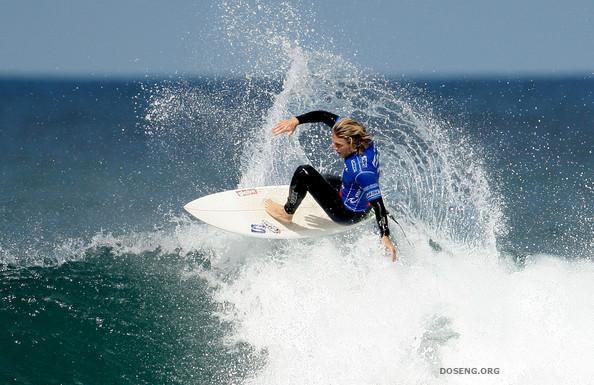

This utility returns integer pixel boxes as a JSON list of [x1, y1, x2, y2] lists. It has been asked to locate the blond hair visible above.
[[332, 118, 372, 154]]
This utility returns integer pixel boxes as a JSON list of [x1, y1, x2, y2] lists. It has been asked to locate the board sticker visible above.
[[250, 220, 281, 234], [250, 224, 266, 233], [236, 188, 258, 197]]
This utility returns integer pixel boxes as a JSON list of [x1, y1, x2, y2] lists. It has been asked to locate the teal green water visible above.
[[0, 248, 262, 384]]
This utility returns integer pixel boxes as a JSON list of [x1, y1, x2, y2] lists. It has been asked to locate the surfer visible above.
[[265, 110, 398, 261]]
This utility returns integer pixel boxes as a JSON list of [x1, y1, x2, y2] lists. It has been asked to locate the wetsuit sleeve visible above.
[[370, 197, 391, 237], [295, 110, 339, 128]]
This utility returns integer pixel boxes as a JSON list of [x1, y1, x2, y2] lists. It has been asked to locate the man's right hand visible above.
[[272, 117, 299, 136]]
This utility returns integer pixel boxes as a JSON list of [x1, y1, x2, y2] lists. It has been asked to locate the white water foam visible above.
[[206, 237, 594, 385]]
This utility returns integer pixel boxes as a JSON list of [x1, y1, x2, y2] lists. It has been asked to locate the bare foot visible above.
[[264, 199, 293, 224]]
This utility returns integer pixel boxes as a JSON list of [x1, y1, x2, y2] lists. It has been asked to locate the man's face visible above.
[[331, 133, 354, 158]]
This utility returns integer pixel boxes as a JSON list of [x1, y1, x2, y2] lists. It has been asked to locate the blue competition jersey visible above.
[[340, 142, 382, 212]]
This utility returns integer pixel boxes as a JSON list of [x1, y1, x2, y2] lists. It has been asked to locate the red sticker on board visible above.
[[235, 188, 258, 197]]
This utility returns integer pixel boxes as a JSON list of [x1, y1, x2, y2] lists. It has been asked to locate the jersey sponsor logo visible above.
[[346, 190, 362, 205], [362, 183, 380, 191], [366, 189, 381, 200], [236, 188, 258, 197], [351, 160, 357, 171], [361, 155, 368, 168]]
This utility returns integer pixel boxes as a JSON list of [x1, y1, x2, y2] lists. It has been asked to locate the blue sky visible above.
[[1, 0, 593, 76]]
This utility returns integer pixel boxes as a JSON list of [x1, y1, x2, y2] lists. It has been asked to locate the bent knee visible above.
[[295, 164, 315, 176]]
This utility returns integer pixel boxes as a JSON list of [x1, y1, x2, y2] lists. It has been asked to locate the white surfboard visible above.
[[183, 185, 372, 239]]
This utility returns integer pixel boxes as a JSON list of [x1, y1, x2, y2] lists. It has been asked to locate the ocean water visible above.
[[1, 2, 593, 385]]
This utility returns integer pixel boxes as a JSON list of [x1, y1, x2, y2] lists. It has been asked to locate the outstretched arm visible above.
[[272, 110, 339, 136], [296, 110, 339, 127], [370, 197, 398, 261]]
